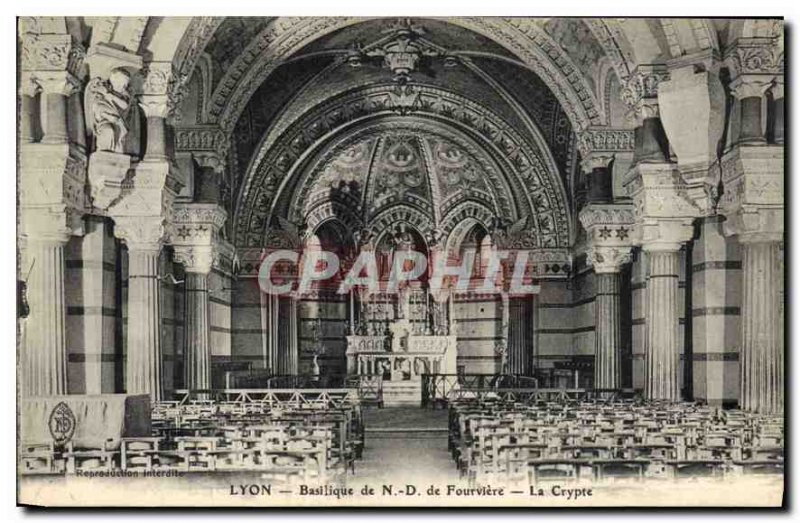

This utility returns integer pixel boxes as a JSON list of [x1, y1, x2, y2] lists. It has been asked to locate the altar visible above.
[[346, 288, 457, 406]]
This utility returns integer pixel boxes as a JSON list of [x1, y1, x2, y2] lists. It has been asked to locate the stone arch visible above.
[[235, 85, 571, 249], [192, 17, 603, 133]]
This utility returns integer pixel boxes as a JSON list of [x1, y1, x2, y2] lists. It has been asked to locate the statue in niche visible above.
[[84, 69, 132, 153]]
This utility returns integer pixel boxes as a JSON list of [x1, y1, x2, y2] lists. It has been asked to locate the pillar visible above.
[[20, 76, 40, 143], [740, 239, 783, 413], [125, 246, 164, 401], [731, 76, 772, 145], [644, 248, 681, 400], [139, 92, 169, 161], [184, 271, 211, 390], [583, 155, 614, 204], [772, 78, 784, 145], [594, 272, 622, 389], [22, 234, 69, 396], [38, 74, 76, 145]]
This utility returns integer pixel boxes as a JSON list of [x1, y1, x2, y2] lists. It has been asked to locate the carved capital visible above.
[[138, 94, 170, 119], [114, 215, 166, 251], [719, 146, 783, 243], [587, 246, 633, 274], [580, 154, 615, 174], [730, 75, 773, 100], [621, 65, 669, 121], [173, 245, 215, 274], [579, 202, 634, 273], [108, 161, 178, 248], [193, 151, 226, 174], [34, 70, 80, 97], [727, 37, 783, 78], [21, 33, 84, 77], [623, 162, 700, 250], [170, 203, 228, 246], [19, 143, 86, 237], [19, 73, 41, 96]]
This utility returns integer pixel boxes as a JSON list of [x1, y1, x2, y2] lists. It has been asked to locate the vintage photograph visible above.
[[16, 16, 785, 507]]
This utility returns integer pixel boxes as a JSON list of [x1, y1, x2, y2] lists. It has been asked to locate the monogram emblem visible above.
[[48, 401, 76, 445]]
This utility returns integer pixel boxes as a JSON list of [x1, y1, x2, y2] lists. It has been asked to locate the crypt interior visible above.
[[16, 17, 786, 498]]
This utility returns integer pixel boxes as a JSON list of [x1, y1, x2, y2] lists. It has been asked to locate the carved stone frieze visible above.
[[576, 128, 635, 158]]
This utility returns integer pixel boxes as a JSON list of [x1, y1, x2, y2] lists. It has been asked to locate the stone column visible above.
[[594, 272, 622, 389], [731, 76, 771, 145], [184, 269, 211, 390], [20, 140, 85, 397], [123, 241, 164, 400], [771, 78, 784, 145], [139, 64, 173, 162], [21, 232, 70, 396], [20, 75, 40, 143], [172, 204, 228, 389], [584, 155, 615, 204], [623, 159, 697, 399], [643, 248, 682, 400], [110, 160, 178, 400], [579, 203, 634, 390], [37, 73, 77, 145], [719, 144, 783, 413], [739, 239, 782, 413]]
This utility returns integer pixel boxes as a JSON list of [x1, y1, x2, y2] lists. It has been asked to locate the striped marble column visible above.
[[740, 240, 783, 414], [126, 248, 164, 401], [22, 237, 69, 396], [594, 272, 621, 389], [184, 272, 211, 390], [644, 249, 681, 400]]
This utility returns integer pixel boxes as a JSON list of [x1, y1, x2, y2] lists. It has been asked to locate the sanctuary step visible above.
[[381, 380, 423, 407]]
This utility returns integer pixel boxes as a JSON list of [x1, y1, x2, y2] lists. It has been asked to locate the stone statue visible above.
[[84, 69, 132, 153]]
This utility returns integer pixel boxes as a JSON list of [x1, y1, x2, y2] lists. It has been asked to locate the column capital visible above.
[[719, 146, 784, 242], [171, 203, 229, 274], [730, 75, 774, 100], [109, 161, 179, 249], [20, 32, 85, 78], [138, 62, 178, 119], [193, 151, 226, 174], [623, 162, 699, 250], [579, 202, 635, 273], [726, 37, 783, 83], [19, 73, 41, 96], [174, 245, 215, 274], [621, 65, 669, 122], [138, 94, 170, 119], [719, 146, 783, 243], [34, 70, 81, 97], [20, 143, 86, 238], [114, 215, 166, 252]]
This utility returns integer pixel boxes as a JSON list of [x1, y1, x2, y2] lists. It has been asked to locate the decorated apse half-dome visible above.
[[298, 130, 501, 232]]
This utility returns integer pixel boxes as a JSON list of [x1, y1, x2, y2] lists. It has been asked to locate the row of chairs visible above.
[[21, 397, 365, 485], [449, 398, 783, 486]]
